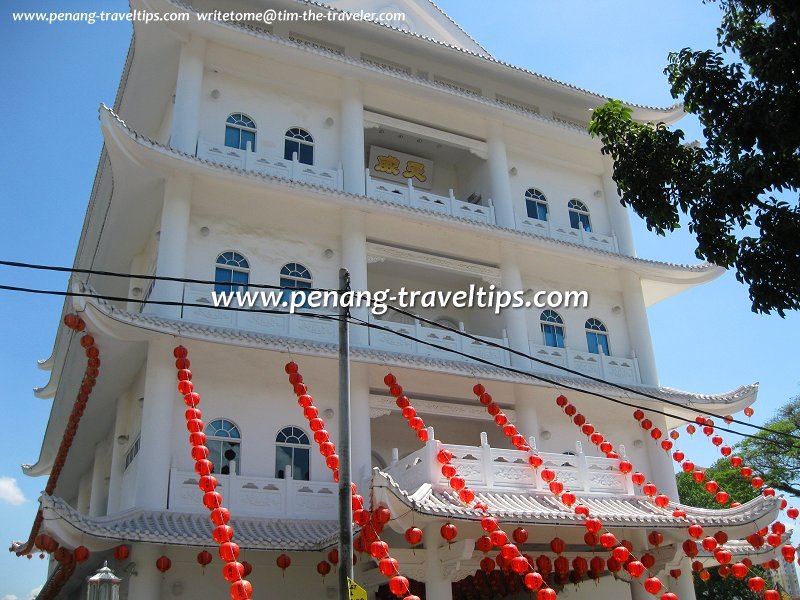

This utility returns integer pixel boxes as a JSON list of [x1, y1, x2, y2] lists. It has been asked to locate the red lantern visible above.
[[405, 527, 423, 546], [229, 580, 252, 600], [241, 561, 252, 577], [688, 523, 704, 539], [701, 537, 718, 552], [731, 563, 748, 579], [512, 527, 528, 544], [744, 407, 754, 417], [440, 523, 457, 543], [276, 554, 291, 571], [612, 546, 629, 562], [524, 572, 543, 591], [73, 546, 90, 563], [644, 577, 662, 594], [156, 556, 172, 573], [113, 545, 129, 561], [626, 561, 645, 578], [632, 472, 646, 486], [648, 531, 663, 547], [480, 556, 495, 573], [540, 468, 556, 483], [223, 561, 245, 582], [537, 588, 557, 600], [654, 494, 670, 508], [643, 483, 658, 497], [219, 543, 240, 562], [747, 576, 765, 592], [490, 530, 508, 547], [600, 532, 617, 549], [549, 537, 565, 555], [619, 460, 633, 474], [715, 548, 732, 565], [781, 545, 796, 562], [389, 576, 409, 596], [316, 561, 331, 577]]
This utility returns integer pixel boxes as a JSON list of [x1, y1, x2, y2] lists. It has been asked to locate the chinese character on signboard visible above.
[[368, 145, 434, 190]]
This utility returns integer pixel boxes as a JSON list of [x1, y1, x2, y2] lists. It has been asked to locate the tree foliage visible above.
[[676, 457, 763, 598], [737, 396, 800, 496], [588, 0, 800, 315]]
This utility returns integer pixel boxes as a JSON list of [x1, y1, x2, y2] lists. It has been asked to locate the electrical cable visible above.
[[3, 281, 796, 451]]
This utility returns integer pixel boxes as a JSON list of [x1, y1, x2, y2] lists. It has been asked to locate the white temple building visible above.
[[12, 1, 785, 599]]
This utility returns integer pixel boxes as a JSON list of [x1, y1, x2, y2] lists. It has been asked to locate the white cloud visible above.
[[26, 586, 42, 600], [3, 595, 20, 600], [0, 477, 26, 505]]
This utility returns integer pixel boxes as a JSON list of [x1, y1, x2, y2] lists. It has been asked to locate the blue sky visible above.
[[0, 1, 797, 597]]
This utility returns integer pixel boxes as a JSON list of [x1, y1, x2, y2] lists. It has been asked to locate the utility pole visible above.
[[338, 268, 353, 600]]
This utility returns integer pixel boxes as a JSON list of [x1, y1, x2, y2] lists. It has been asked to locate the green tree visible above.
[[736, 396, 800, 496], [588, 0, 800, 316], [676, 457, 763, 599]]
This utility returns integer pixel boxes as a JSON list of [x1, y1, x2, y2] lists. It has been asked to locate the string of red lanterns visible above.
[[382, 374, 552, 597], [285, 362, 417, 600], [471, 386, 671, 598], [173, 346, 253, 600]]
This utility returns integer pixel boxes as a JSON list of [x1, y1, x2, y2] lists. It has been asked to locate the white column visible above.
[[340, 80, 365, 195], [135, 339, 176, 510], [341, 209, 369, 346], [486, 121, 515, 229], [107, 393, 131, 514], [621, 271, 658, 386], [602, 156, 636, 256], [424, 525, 453, 600], [670, 557, 698, 600], [170, 36, 206, 154], [76, 472, 91, 514], [148, 174, 192, 319], [350, 363, 373, 497], [645, 411, 681, 500], [499, 243, 530, 368], [88, 439, 109, 517], [630, 580, 651, 600], [126, 544, 162, 600], [514, 386, 540, 442]]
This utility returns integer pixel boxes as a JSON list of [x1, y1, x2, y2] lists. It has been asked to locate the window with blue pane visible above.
[[224, 113, 257, 151], [284, 128, 314, 165], [215, 252, 250, 293], [585, 318, 610, 355], [205, 419, 241, 475], [525, 188, 549, 221], [540, 310, 565, 348], [279, 262, 312, 307], [568, 199, 592, 232], [275, 426, 310, 480]]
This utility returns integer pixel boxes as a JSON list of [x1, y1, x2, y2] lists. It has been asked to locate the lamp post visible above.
[[86, 561, 121, 600]]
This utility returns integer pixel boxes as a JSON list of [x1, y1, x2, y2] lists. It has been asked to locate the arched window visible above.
[[568, 199, 592, 232], [215, 252, 250, 294], [284, 127, 314, 165], [279, 262, 313, 306], [585, 318, 610, 355], [524, 188, 549, 221], [205, 419, 241, 475], [275, 426, 310, 480], [540, 310, 565, 348], [225, 113, 257, 151]]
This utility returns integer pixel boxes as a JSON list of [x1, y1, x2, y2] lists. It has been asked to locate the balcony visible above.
[[168, 467, 337, 518], [528, 342, 641, 384], [384, 431, 633, 496], [516, 214, 619, 253], [196, 140, 342, 190]]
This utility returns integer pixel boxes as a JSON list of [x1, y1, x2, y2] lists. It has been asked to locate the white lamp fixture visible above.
[[86, 561, 121, 600]]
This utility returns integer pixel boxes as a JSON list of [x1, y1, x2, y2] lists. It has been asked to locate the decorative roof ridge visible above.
[[100, 104, 718, 274], [75, 280, 758, 406], [286, 0, 682, 113], [38, 495, 339, 551], [423, 0, 492, 55], [373, 469, 779, 527]]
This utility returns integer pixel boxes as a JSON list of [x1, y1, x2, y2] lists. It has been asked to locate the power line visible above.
[[0, 259, 335, 293], [2, 281, 797, 452]]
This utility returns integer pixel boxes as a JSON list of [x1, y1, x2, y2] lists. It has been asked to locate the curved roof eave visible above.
[[71, 280, 760, 409], [287, 0, 685, 118], [99, 105, 720, 282]]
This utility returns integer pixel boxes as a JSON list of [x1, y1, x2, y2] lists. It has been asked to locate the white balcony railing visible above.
[[384, 430, 633, 496], [516, 214, 618, 253], [528, 342, 640, 384], [168, 467, 337, 518], [197, 140, 343, 190], [365, 171, 496, 224], [367, 315, 511, 366]]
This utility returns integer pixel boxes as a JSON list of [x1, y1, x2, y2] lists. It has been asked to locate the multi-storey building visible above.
[[12, 1, 785, 599]]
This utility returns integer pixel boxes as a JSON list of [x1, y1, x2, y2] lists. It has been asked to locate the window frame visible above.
[[585, 317, 610, 355], [524, 188, 549, 222], [568, 199, 592, 232], [275, 425, 311, 481], [540, 309, 566, 348], [205, 418, 242, 476], [284, 127, 314, 165], [279, 262, 313, 307], [214, 251, 250, 294], [225, 113, 257, 152]]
